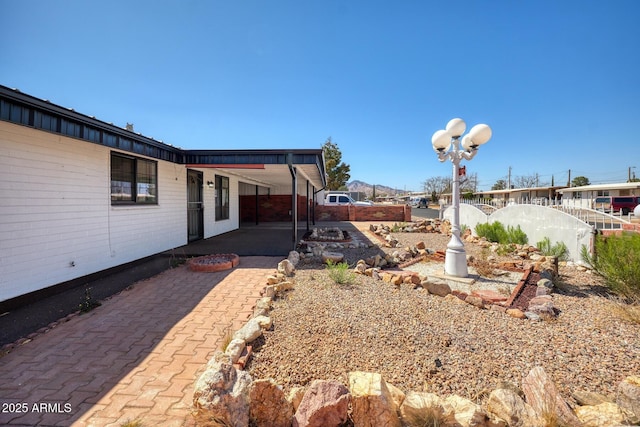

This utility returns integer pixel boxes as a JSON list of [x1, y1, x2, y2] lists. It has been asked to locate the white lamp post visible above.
[[432, 118, 492, 277]]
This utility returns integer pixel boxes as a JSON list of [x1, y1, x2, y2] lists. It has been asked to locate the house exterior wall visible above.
[[200, 170, 239, 237], [0, 122, 187, 303]]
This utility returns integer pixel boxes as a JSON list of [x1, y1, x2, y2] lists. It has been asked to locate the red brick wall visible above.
[[601, 223, 640, 236], [240, 195, 310, 222], [240, 195, 412, 222], [315, 204, 411, 222]]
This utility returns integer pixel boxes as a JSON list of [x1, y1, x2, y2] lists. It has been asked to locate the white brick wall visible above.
[[0, 122, 188, 302]]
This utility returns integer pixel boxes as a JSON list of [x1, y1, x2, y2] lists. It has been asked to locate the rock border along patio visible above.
[[192, 223, 640, 426]]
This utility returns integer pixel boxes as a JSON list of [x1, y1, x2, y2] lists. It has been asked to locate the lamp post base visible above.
[[444, 236, 468, 277]]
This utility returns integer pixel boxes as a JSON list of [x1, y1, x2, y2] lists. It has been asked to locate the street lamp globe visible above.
[[467, 124, 492, 146], [445, 118, 466, 138], [431, 129, 451, 152]]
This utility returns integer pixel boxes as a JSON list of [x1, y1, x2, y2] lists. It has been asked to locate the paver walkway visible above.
[[0, 256, 279, 427]]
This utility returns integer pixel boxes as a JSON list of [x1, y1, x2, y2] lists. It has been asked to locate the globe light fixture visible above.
[[431, 118, 492, 277]]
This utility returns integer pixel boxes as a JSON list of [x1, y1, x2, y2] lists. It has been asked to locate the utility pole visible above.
[[629, 166, 636, 182], [567, 169, 571, 187], [536, 173, 539, 187], [507, 166, 512, 189]]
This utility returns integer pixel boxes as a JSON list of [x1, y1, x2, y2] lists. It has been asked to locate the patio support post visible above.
[[288, 154, 298, 249]]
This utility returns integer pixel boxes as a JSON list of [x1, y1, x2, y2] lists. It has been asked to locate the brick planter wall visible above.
[[240, 195, 412, 222], [240, 195, 310, 222], [315, 204, 411, 222]]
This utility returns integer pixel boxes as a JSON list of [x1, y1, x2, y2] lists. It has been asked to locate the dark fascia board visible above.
[[1, 85, 327, 187], [0, 84, 184, 156], [185, 149, 327, 187]]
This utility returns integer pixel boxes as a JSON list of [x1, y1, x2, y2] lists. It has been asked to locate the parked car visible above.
[[324, 193, 373, 206], [408, 197, 429, 208], [594, 196, 639, 214]]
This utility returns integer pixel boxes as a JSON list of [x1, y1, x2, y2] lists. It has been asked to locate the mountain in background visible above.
[[347, 180, 402, 197]]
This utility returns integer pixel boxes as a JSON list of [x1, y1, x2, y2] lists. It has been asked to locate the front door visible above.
[[187, 170, 204, 241]]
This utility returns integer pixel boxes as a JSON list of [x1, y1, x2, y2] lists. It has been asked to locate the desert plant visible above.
[[606, 296, 640, 325], [581, 233, 640, 301], [79, 287, 101, 313], [536, 237, 569, 261], [475, 221, 527, 245], [403, 404, 457, 427], [505, 225, 528, 245], [473, 248, 495, 277], [325, 260, 355, 285], [216, 320, 234, 352], [192, 411, 234, 427], [120, 419, 144, 427], [496, 243, 517, 257], [475, 222, 506, 243]]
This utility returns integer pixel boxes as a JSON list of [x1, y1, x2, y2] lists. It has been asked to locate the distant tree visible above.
[[460, 172, 478, 193], [423, 176, 451, 201], [513, 174, 547, 188], [491, 179, 507, 191], [571, 176, 590, 187], [322, 137, 351, 191]]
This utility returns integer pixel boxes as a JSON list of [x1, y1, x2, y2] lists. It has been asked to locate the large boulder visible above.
[[249, 378, 294, 427], [349, 371, 401, 427], [445, 394, 491, 426], [521, 366, 582, 427], [617, 375, 640, 424], [486, 387, 538, 427], [193, 352, 252, 427], [293, 380, 349, 427], [575, 402, 627, 427]]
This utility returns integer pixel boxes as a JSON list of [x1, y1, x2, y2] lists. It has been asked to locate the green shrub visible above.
[[506, 225, 528, 245], [475, 221, 528, 245], [325, 260, 355, 285], [475, 222, 507, 243], [537, 237, 569, 261], [581, 233, 640, 301]]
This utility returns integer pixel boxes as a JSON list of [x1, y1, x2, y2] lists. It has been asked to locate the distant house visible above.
[[557, 182, 640, 209], [473, 185, 567, 207], [0, 85, 326, 304], [437, 185, 567, 207]]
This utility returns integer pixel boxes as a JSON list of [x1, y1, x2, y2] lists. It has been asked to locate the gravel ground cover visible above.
[[246, 228, 640, 403]]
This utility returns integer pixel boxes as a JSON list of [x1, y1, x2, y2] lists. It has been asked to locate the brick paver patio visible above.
[[0, 256, 278, 427]]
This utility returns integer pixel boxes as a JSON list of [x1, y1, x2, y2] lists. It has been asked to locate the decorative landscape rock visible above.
[[617, 375, 640, 424], [424, 279, 452, 297], [233, 316, 267, 343], [521, 366, 582, 427], [348, 371, 401, 427], [225, 338, 246, 364], [575, 402, 627, 427], [486, 387, 538, 427], [321, 251, 344, 263], [293, 379, 350, 427], [193, 352, 252, 427], [249, 378, 294, 427], [445, 394, 492, 426], [278, 259, 296, 277]]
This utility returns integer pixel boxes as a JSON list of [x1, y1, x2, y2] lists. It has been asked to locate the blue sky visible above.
[[1, 0, 639, 191]]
